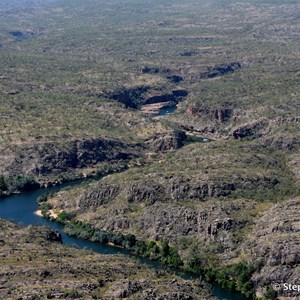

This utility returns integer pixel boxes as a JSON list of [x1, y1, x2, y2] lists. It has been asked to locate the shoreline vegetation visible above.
[[0, 175, 40, 197], [0, 162, 132, 198], [1, 0, 299, 299], [37, 195, 256, 299], [0, 218, 212, 299]]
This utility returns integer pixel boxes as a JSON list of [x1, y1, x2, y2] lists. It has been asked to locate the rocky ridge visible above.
[[0, 218, 213, 300]]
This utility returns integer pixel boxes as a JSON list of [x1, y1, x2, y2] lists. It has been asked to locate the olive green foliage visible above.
[[64, 220, 183, 268], [37, 192, 55, 203], [55, 172, 80, 183], [56, 211, 76, 224], [187, 260, 256, 299], [0, 175, 40, 196], [263, 287, 277, 300]]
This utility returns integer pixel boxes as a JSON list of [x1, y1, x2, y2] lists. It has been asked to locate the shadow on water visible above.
[[157, 106, 177, 116], [0, 180, 247, 300]]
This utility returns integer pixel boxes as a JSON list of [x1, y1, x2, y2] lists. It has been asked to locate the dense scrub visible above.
[[61, 219, 184, 268], [1, 1, 299, 299], [0, 218, 209, 299], [0, 175, 39, 197]]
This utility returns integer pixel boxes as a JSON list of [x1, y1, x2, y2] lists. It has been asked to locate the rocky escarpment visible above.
[[0, 128, 194, 184], [0, 137, 142, 179], [53, 140, 294, 215], [198, 62, 241, 79], [145, 130, 187, 152], [186, 104, 233, 122], [106, 85, 150, 108], [0, 218, 212, 299], [44, 138, 299, 299], [73, 172, 279, 215], [101, 201, 252, 248], [247, 198, 300, 298], [106, 278, 202, 299], [106, 85, 188, 110], [232, 119, 270, 139], [231, 116, 300, 150]]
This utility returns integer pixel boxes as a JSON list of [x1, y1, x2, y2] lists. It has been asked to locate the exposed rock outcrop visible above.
[[142, 66, 171, 74], [248, 198, 300, 298], [232, 116, 300, 145], [232, 119, 269, 139], [0, 137, 142, 178], [144, 90, 188, 105], [106, 86, 150, 108], [146, 130, 187, 151], [198, 62, 241, 79], [167, 75, 183, 83], [46, 230, 62, 243], [186, 104, 233, 122], [0, 218, 212, 299], [107, 85, 188, 109]]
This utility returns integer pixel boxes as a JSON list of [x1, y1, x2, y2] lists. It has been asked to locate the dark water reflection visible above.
[[0, 181, 247, 300]]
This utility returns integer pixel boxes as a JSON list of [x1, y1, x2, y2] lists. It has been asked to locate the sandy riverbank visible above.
[[34, 209, 62, 219]]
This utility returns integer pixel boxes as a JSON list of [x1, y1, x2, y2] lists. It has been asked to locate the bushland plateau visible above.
[[0, 0, 299, 299]]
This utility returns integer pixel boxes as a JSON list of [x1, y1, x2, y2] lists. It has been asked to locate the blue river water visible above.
[[0, 181, 247, 300]]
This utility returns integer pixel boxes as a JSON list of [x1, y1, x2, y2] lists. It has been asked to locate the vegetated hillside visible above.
[[0, 218, 212, 299], [0, 0, 299, 299], [44, 138, 300, 299], [0, 0, 299, 184]]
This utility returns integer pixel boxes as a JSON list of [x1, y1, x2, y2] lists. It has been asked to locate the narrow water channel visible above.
[[0, 181, 247, 300], [157, 106, 177, 116]]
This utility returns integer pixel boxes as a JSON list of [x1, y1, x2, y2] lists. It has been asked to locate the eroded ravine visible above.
[[0, 179, 247, 300]]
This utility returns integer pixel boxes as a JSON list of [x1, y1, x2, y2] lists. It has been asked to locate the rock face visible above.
[[209, 108, 233, 122], [142, 66, 171, 74], [106, 278, 202, 299], [46, 230, 63, 243], [232, 119, 269, 139], [198, 62, 241, 79], [107, 85, 188, 109], [186, 104, 233, 122], [146, 130, 187, 151], [167, 75, 183, 83], [131, 203, 249, 246], [0, 218, 213, 300], [231, 116, 300, 147], [248, 198, 300, 298], [107, 86, 150, 108], [0, 137, 141, 178], [62, 169, 281, 241]]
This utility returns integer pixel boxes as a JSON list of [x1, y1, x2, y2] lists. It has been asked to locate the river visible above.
[[0, 180, 247, 300]]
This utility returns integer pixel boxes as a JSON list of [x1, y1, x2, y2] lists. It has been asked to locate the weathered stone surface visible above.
[[0, 218, 213, 299], [198, 62, 241, 79], [106, 85, 150, 108], [0, 137, 141, 178], [46, 230, 63, 243], [106, 85, 188, 109], [232, 116, 300, 143], [105, 278, 204, 299], [167, 75, 183, 83], [146, 130, 187, 151], [186, 104, 233, 122], [248, 198, 300, 297]]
